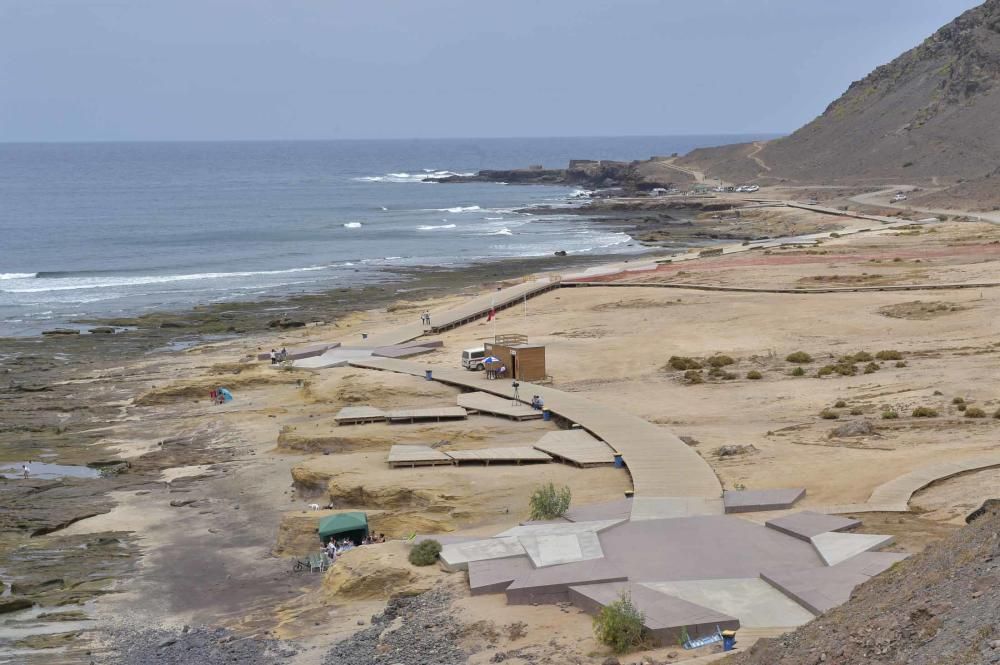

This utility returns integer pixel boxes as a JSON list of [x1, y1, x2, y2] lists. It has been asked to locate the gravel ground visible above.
[[323, 588, 466, 665], [103, 624, 296, 665]]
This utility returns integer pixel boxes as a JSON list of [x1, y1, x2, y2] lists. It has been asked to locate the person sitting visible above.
[[378, 533, 386, 543], [530, 395, 543, 410], [498, 364, 507, 378]]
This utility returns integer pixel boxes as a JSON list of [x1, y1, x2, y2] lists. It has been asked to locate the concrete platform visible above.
[[761, 551, 909, 615], [385, 406, 468, 423], [519, 531, 605, 568], [811, 532, 894, 566], [569, 582, 739, 645], [372, 345, 437, 359], [468, 556, 535, 595], [532, 429, 616, 467], [296, 347, 377, 369], [765, 511, 862, 541], [643, 578, 814, 628], [439, 537, 525, 572], [334, 406, 386, 425], [495, 519, 624, 538], [386, 445, 452, 468], [505, 557, 628, 605], [446, 447, 551, 465], [723, 488, 806, 514], [457, 391, 542, 421]]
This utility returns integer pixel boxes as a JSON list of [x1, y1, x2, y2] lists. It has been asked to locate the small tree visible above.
[[408, 539, 442, 566], [528, 483, 572, 520], [593, 591, 649, 654]]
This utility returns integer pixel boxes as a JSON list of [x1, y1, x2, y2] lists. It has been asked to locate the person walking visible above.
[[22, 462, 30, 479]]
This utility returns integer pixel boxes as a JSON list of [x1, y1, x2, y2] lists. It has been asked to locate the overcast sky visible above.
[[0, 0, 984, 142]]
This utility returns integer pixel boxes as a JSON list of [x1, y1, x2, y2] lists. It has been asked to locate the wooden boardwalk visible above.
[[350, 358, 723, 502], [447, 447, 552, 466], [533, 429, 616, 467], [387, 445, 453, 468], [385, 406, 467, 424], [334, 406, 386, 425], [457, 391, 542, 421]]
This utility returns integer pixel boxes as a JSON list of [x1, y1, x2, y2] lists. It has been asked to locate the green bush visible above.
[[707, 355, 735, 368], [850, 351, 874, 362], [683, 369, 704, 385], [820, 408, 839, 420], [875, 350, 903, 360], [790, 366, 806, 377], [785, 351, 813, 364], [592, 591, 649, 654], [895, 361, 908, 368], [864, 362, 880, 374], [817, 365, 835, 377], [528, 483, 572, 520], [952, 397, 965, 405], [850, 408, 864, 416], [957, 403, 967, 412], [965, 407, 986, 418], [834, 399, 847, 408], [408, 539, 442, 566], [747, 370, 762, 380], [668, 356, 702, 371], [912, 406, 939, 418], [835, 362, 858, 376], [882, 409, 899, 419]]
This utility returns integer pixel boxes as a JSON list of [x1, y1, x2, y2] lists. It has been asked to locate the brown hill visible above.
[[681, 0, 1000, 193], [722, 501, 1000, 665]]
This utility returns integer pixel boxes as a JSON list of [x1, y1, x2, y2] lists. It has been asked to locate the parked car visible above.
[[892, 193, 908, 202], [462, 346, 486, 370]]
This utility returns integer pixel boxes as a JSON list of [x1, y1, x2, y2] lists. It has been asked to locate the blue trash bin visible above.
[[542, 409, 551, 421], [613, 454, 624, 468], [425, 369, 433, 381], [722, 631, 737, 651]]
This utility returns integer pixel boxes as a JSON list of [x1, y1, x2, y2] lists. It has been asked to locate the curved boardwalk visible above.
[[349, 357, 723, 503], [821, 453, 1000, 514]]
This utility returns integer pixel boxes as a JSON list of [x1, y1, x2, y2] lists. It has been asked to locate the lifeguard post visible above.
[[484, 334, 547, 382]]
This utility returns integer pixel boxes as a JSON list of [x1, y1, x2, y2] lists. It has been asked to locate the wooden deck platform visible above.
[[385, 406, 468, 424], [447, 447, 552, 466], [334, 406, 387, 425], [532, 429, 616, 467], [456, 391, 542, 421], [386, 445, 453, 468]]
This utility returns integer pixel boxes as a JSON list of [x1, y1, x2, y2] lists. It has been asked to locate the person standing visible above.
[[22, 462, 30, 479], [269, 349, 277, 364]]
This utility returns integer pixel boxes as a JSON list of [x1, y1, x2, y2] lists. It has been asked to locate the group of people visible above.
[[269, 348, 289, 364], [419, 311, 432, 326], [324, 533, 386, 562], [530, 394, 545, 410], [485, 363, 507, 380]]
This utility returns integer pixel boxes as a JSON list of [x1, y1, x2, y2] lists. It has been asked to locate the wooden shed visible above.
[[484, 334, 546, 382]]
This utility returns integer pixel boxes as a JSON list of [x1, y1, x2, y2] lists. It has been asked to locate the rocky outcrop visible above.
[[429, 158, 689, 192]]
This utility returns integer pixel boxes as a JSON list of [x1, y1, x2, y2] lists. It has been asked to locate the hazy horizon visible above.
[[0, 0, 983, 142]]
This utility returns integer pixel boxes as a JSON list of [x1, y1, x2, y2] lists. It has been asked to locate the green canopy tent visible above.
[[318, 511, 369, 545]]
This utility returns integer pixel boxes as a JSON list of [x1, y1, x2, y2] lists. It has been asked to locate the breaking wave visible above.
[[416, 224, 457, 231], [355, 170, 474, 184], [343, 222, 363, 228]]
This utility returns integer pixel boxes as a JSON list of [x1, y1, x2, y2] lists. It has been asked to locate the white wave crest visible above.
[[569, 189, 593, 199], [430, 205, 481, 213], [489, 228, 513, 236], [0, 273, 37, 280], [354, 170, 474, 184], [343, 222, 363, 228], [416, 224, 457, 231]]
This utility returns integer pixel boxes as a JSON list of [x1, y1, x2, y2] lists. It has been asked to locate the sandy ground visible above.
[[43, 211, 1000, 663]]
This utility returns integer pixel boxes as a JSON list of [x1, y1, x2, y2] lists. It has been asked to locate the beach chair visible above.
[[308, 552, 324, 573]]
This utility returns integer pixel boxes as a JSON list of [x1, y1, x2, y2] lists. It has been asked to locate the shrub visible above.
[[817, 365, 836, 377], [683, 369, 704, 385], [747, 370, 762, 380], [895, 361, 908, 368], [707, 355, 735, 368], [957, 403, 967, 412], [912, 406, 939, 418], [528, 483, 572, 520], [785, 351, 813, 364], [668, 356, 702, 371], [952, 397, 965, 405], [408, 539, 442, 566], [820, 408, 839, 420], [722, 372, 737, 380], [864, 362, 880, 374], [994, 408, 1000, 419], [965, 407, 986, 418], [850, 408, 864, 416], [593, 591, 649, 654], [834, 400, 847, 408], [790, 366, 806, 377], [876, 350, 903, 360], [851, 351, 874, 362], [835, 362, 858, 376], [882, 409, 899, 419]]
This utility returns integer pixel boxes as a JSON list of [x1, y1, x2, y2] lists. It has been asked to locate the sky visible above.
[[0, 0, 985, 142]]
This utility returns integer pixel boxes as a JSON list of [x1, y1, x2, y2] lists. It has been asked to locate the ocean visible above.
[[0, 135, 766, 336]]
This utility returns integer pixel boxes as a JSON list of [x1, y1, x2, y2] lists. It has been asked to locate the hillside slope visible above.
[[722, 502, 1000, 665], [682, 0, 1000, 190]]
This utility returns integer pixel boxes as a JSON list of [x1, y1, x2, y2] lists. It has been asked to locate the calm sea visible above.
[[0, 136, 767, 336]]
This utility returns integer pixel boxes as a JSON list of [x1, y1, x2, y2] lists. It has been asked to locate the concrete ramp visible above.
[[723, 488, 806, 514], [811, 532, 894, 567], [642, 579, 813, 629], [765, 511, 861, 541], [468, 556, 535, 595]]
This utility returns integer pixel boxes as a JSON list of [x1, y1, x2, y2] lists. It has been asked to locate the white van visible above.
[[462, 346, 487, 370]]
